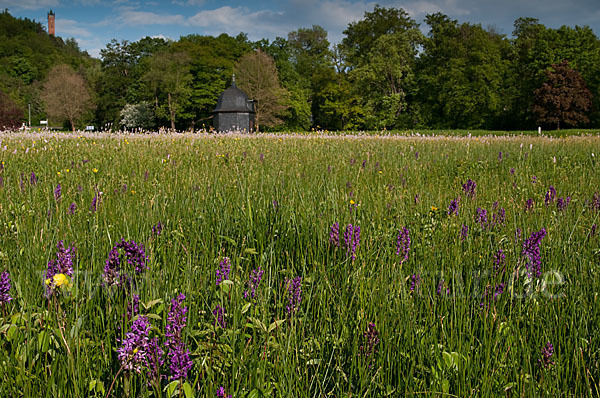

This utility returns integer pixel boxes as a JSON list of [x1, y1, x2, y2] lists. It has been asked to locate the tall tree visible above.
[[341, 5, 419, 67], [287, 26, 336, 128], [234, 50, 288, 131], [532, 60, 593, 129], [416, 13, 510, 129], [42, 64, 94, 131], [0, 91, 23, 129], [143, 50, 192, 130]]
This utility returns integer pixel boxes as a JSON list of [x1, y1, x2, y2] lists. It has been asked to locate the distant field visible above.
[[0, 132, 598, 397]]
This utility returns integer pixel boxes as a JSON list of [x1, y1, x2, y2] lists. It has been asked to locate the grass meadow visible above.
[[0, 132, 599, 397]]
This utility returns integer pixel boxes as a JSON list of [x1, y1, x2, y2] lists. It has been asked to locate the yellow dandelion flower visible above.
[[66, 169, 70, 173], [350, 199, 355, 205], [53, 273, 69, 287], [431, 206, 438, 211], [93, 168, 98, 173]]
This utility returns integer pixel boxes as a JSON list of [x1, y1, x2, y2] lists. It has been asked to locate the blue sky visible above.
[[2, 0, 599, 58]]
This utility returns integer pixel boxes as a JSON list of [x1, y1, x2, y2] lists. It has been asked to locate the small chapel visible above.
[[212, 75, 255, 132]]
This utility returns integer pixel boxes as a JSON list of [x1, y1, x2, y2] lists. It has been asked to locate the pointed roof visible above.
[[212, 75, 255, 113]]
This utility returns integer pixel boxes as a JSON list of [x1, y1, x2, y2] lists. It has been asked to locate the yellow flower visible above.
[[378, 170, 383, 174], [431, 206, 438, 211], [57, 171, 61, 176], [66, 169, 70, 173], [131, 190, 136, 194], [350, 199, 355, 205], [53, 273, 69, 287], [93, 168, 98, 173], [46, 273, 71, 289]]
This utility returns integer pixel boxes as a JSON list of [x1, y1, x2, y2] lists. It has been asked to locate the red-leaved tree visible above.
[[0, 91, 23, 130], [532, 60, 593, 130]]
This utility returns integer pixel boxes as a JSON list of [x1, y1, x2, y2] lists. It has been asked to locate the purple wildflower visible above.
[[0, 270, 12, 303], [525, 198, 534, 212], [437, 279, 450, 296], [475, 208, 488, 228], [286, 276, 302, 315], [462, 179, 477, 198], [103, 247, 121, 287], [54, 183, 61, 201], [126, 294, 140, 321], [342, 224, 360, 260], [498, 151, 503, 161], [216, 387, 232, 398], [396, 227, 410, 263], [494, 249, 506, 274], [492, 207, 506, 227], [515, 228, 522, 243], [212, 305, 226, 328], [359, 322, 380, 361], [448, 198, 460, 216], [539, 342, 554, 369], [90, 194, 99, 213], [116, 239, 147, 274], [460, 224, 469, 241], [329, 222, 340, 247], [117, 315, 152, 374], [510, 167, 515, 175], [531, 175, 537, 184], [152, 222, 163, 236], [545, 186, 557, 206], [591, 192, 600, 211], [410, 274, 421, 292], [45, 241, 76, 296], [165, 294, 192, 380], [30, 172, 37, 185], [480, 283, 505, 308], [244, 267, 264, 300], [522, 228, 547, 278], [259, 153, 264, 162], [68, 202, 77, 214], [216, 257, 231, 286], [556, 197, 571, 211]]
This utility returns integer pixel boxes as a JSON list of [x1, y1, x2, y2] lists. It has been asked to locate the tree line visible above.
[[1, 6, 598, 131]]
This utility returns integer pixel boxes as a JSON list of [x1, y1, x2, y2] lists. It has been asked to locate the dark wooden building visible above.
[[212, 76, 255, 132]]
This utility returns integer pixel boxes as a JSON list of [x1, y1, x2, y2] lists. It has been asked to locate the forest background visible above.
[[1, 5, 599, 132]]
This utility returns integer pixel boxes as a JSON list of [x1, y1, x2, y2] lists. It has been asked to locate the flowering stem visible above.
[[105, 364, 125, 398]]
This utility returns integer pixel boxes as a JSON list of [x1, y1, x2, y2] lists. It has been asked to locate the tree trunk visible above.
[[168, 92, 176, 131], [70, 118, 75, 132]]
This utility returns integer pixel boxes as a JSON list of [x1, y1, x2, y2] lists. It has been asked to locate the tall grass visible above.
[[0, 132, 598, 397]]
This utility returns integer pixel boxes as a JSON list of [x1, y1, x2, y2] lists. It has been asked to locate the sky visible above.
[[2, 0, 599, 59]]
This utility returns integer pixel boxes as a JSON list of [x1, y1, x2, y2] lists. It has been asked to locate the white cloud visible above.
[[56, 18, 93, 37], [117, 7, 186, 25]]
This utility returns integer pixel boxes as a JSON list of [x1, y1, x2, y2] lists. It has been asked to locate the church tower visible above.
[[47, 10, 55, 36]]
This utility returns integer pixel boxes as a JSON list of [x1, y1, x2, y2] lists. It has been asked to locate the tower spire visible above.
[[47, 10, 55, 36]]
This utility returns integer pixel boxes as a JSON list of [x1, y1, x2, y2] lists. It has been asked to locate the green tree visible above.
[[533, 60, 593, 129], [143, 50, 192, 130], [287, 26, 336, 129], [416, 14, 510, 129], [341, 5, 419, 67]]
